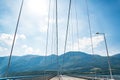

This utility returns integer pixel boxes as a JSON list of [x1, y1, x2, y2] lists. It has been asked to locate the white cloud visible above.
[[92, 35, 104, 48], [22, 45, 42, 55], [0, 33, 26, 46], [38, 24, 48, 33], [0, 46, 8, 51], [18, 34, 26, 40], [0, 33, 13, 45], [0, 46, 9, 56], [67, 35, 104, 53]]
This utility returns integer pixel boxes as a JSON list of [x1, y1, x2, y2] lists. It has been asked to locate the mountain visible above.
[[0, 51, 120, 76]]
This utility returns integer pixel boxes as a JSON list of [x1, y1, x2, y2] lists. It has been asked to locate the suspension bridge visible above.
[[0, 0, 116, 80]]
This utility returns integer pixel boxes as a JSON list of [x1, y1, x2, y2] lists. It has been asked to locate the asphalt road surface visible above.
[[50, 75, 87, 80]]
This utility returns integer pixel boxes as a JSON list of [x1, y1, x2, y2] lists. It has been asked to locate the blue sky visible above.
[[0, 0, 120, 56]]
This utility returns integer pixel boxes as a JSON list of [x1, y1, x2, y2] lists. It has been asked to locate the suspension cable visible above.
[[74, 0, 80, 51], [62, 0, 72, 73], [50, 20, 54, 64], [69, 11, 73, 51], [55, 0, 60, 79], [44, 0, 51, 79], [85, 0, 94, 55], [50, 0, 55, 64], [85, 0, 97, 78], [5, 0, 24, 77], [71, 14, 74, 51]]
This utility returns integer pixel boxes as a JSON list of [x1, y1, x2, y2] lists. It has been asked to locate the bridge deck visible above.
[[50, 75, 87, 80]]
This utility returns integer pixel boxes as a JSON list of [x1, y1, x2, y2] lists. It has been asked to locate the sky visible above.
[[0, 0, 120, 56]]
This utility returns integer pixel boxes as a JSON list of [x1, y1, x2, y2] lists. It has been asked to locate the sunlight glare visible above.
[[26, 0, 48, 16]]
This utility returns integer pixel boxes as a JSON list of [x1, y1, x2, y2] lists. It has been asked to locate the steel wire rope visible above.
[[71, 11, 74, 51], [69, 5, 74, 57], [62, 0, 72, 75], [44, 0, 51, 79], [5, 0, 24, 77], [50, 0, 55, 65], [85, 0, 94, 56], [55, 0, 60, 79], [85, 0, 98, 78], [74, 0, 80, 51], [86, 1, 113, 78], [66, 1, 80, 73]]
